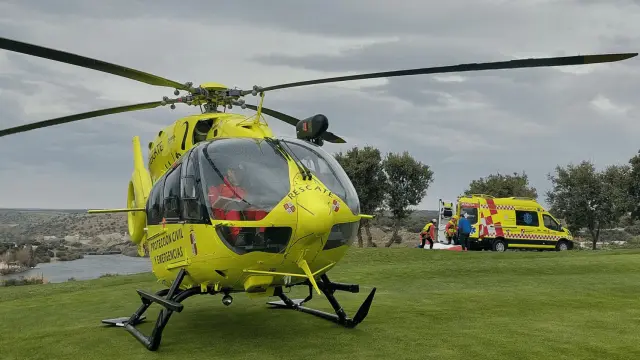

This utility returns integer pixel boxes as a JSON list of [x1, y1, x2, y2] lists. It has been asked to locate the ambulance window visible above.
[[460, 207, 478, 225], [543, 214, 561, 231], [516, 210, 539, 227]]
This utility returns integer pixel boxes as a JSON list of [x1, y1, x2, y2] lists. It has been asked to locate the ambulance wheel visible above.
[[492, 239, 506, 252], [556, 240, 569, 251]]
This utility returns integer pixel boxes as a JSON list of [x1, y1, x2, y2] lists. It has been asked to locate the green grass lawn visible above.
[[2, 248, 640, 360]]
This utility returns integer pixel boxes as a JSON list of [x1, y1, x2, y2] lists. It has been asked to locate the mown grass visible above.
[[1, 248, 640, 360]]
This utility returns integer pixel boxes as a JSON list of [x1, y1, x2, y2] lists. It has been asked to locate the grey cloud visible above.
[[6, 0, 637, 42], [10, 0, 636, 41], [251, 39, 640, 135], [254, 39, 513, 73], [0, 53, 185, 176]]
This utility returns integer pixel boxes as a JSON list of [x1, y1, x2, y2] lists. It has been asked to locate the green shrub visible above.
[[1, 275, 45, 287], [600, 230, 632, 243], [624, 225, 640, 236]]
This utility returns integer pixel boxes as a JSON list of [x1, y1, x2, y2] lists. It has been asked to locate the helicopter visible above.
[[0, 36, 636, 351]]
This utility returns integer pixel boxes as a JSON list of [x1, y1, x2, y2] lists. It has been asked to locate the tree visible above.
[[627, 150, 640, 219], [601, 164, 633, 223], [546, 161, 630, 250], [464, 171, 537, 199], [381, 151, 434, 247], [14, 246, 35, 268], [334, 146, 388, 247]]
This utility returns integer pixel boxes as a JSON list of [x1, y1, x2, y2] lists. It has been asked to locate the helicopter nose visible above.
[[292, 187, 335, 244]]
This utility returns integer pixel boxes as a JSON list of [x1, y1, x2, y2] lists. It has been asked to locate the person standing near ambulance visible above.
[[457, 213, 472, 251], [445, 215, 458, 245], [418, 219, 437, 249]]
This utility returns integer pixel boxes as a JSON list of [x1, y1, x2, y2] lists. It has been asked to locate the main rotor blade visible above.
[[245, 104, 346, 143], [321, 131, 346, 144], [249, 53, 638, 93], [245, 104, 298, 126], [0, 101, 162, 138], [0, 37, 191, 91]]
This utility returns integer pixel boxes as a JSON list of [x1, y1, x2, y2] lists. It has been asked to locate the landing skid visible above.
[[267, 274, 376, 329], [101, 315, 147, 327], [101, 269, 206, 351], [102, 270, 375, 351]]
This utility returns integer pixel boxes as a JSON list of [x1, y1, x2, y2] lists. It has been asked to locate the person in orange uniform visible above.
[[418, 219, 437, 249], [207, 164, 267, 243], [445, 215, 458, 245]]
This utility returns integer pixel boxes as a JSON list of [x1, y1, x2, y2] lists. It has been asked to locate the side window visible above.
[[163, 164, 182, 220], [543, 214, 561, 231], [516, 210, 539, 227], [146, 179, 165, 225], [181, 150, 209, 223]]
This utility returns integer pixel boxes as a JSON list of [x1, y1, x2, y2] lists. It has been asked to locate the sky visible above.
[[0, 0, 639, 211]]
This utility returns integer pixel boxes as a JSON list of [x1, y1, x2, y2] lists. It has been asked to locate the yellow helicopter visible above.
[[0, 36, 636, 351]]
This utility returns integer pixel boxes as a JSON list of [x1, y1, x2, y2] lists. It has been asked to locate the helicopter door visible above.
[[180, 148, 210, 225], [145, 162, 191, 267]]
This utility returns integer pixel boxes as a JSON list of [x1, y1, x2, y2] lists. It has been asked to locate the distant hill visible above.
[[0, 207, 441, 250], [0, 208, 127, 240]]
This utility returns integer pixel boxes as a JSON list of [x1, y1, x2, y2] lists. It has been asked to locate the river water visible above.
[[0, 254, 152, 284]]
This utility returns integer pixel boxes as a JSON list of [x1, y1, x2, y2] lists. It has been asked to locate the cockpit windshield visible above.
[[198, 138, 291, 221], [279, 138, 360, 215], [194, 137, 360, 255]]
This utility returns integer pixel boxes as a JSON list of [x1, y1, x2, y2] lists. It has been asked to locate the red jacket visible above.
[[207, 177, 266, 237], [420, 223, 435, 240], [445, 221, 456, 235]]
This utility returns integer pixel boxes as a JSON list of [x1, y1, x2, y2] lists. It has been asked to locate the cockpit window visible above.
[[279, 138, 360, 215], [197, 138, 291, 223]]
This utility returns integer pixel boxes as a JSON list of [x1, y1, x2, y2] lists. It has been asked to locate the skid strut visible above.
[[101, 269, 204, 351], [267, 274, 376, 328]]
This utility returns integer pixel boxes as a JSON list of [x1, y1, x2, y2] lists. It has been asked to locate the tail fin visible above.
[[127, 136, 152, 245], [87, 136, 152, 250]]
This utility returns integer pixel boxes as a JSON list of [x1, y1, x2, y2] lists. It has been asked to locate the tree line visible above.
[[334, 146, 640, 250], [334, 147, 434, 247]]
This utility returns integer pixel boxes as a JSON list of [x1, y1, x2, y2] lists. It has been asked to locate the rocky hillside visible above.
[[0, 208, 443, 253], [0, 208, 137, 256]]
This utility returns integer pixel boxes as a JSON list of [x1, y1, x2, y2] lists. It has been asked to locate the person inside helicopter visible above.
[[207, 163, 268, 245], [200, 138, 292, 250]]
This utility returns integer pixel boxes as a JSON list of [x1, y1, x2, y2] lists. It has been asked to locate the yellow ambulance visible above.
[[455, 194, 574, 252]]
